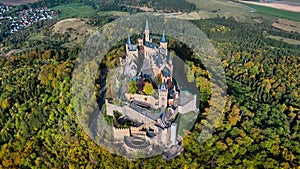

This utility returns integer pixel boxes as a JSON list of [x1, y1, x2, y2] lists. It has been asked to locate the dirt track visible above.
[[241, 1, 300, 12]]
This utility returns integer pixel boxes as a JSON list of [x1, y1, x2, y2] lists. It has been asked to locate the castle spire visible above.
[[126, 34, 131, 45], [145, 19, 150, 42], [161, 31, 167, 43], [145, 19, 149, 30]]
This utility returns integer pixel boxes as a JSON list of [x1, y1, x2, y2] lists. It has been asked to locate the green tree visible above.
[[128, 80, 137, 94]]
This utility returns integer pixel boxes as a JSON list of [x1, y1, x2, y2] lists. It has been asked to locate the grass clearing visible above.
[[51, 3, 96, 19], [268, 35, 300, 45], [52, 18, 96, 46], [30, 18, 96, 47], [242, 3, 300, 22]]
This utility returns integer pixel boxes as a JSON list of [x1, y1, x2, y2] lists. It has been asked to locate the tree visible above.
[[143, 82, 154, 95], [128, 80, 137, 94], [154, 73, 162, 87]]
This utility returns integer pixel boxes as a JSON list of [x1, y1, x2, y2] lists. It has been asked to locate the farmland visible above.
[[242, 2, 300, 22], [240, 1, 300, 12], [187, 0, 253, 11], [272, 19, 300, 33], [267, 35, 300, 45]]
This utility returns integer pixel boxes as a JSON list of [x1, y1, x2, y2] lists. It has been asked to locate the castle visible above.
[[121, 19, 177, 109], [104, 20, 198, 159]]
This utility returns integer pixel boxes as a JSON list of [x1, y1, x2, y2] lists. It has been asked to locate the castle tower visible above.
[[159, 82, 168, 108], [169, 52, 173, 79], [145, 19, 150, 42], [170, 123, 177, 145], [160, 31, 168, 50]]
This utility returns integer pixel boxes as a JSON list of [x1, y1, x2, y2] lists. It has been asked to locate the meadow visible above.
[[51, 3, 96, 19]]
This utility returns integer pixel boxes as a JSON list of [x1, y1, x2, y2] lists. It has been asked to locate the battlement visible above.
[[113, 127, 130, 139]]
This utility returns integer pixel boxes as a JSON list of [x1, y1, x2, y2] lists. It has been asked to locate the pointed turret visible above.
[[160, 31, 168, 50], [161, 31, 167, 43], [126, 34, 131, 45], [145, 19, 150, 42], [145, 19, 149, 30]]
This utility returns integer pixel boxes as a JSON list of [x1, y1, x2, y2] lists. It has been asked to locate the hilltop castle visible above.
[[121, 19, 176, 109], [104, 20, 198, 159]]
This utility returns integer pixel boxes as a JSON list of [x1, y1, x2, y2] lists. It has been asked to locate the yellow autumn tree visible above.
[[143, 82, 154, 95]]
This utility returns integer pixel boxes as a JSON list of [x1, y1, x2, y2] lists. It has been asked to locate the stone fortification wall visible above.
[[177, 94, 198, 114], [106, 100, 154, 123], [113, 127, 130, 140]]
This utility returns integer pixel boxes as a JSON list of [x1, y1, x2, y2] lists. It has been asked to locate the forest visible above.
[[0, 2, 300, 168]]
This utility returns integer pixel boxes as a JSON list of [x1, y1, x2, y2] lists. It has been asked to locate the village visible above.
[[0, 4, 57, 34]]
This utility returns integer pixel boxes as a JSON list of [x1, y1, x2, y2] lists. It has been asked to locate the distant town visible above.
[[0, 4, 57, 34]]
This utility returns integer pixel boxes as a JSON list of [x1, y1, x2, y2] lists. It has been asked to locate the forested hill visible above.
[[0, 17, 300, 168]]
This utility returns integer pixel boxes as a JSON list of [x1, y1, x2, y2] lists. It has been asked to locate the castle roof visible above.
[[162, 67, 170, 77], [152, 52, 164, 68], [126, 34, 131, 45], [169, 52, 172, 62], [160, 82, 167, 91], [144, 41, 159, 49]]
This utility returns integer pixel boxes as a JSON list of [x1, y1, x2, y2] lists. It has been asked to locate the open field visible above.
[[51, 3, 96, 19], [97, 11, 130, 17], [52, 18, 96, 46], [272, 18, 300, 33], [0, 0, 37, 6], [167, 0, 262, 23], [187, 0, 254, 11], [30, 18, 96, 47], [268, 35, 300, 45], [242, 2, 300, 22], [241, 1, 300, 12]]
